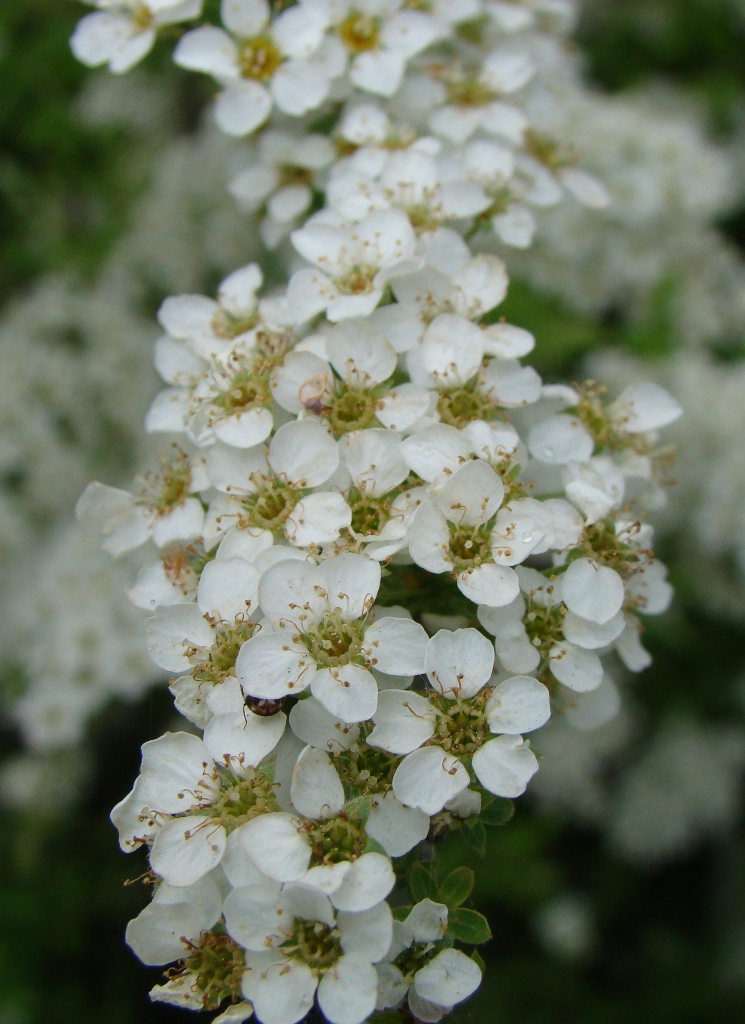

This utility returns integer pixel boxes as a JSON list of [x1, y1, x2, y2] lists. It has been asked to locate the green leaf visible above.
[[409, 862, 438, 903], [437, 867, 474, 909], [480, 797, 514, 827], [471, 949, 486, 973], [461, 819, 487, 856], [369, 1012, 405, 1024], [447, 908, 492, 945], [391, 905, 411, 922]]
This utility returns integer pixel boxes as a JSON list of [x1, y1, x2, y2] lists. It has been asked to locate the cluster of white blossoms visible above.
[[70, 0, 685, 1021]]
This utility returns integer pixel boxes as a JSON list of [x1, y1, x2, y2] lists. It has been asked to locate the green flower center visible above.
[[278, 164, 315, 188], [240, 475, 302, 533], [445, 75, 497, 108], [282, 919, 343, 972], [137, 450, 192, 514], [209, 765, 278, 831], [338, 13, 381, 53], [239, 36, 283, 81], [437, 381, 498, 427], [300, 611, 366, 668], [174, 927, 245, 1011], [576, 520, 644, 576], [334, 264, 378, 295], [523, 600, 566, 661], [430, 688, 492, 755], [303, 811, 369, 865], [325, 383, 381, 437], [347, 488, 392, 537], [524, 129, 578, 171], [448, 523, 493, 571], [211, 307, 259, 341], [189, 620, 255, 687], [333, 739, 399, 795]]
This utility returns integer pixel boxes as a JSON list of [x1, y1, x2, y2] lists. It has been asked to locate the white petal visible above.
[[223, 882, 289, 951], [436, 459, 504, 528], [362, 616, 428, 675], [413, 948, 482, 1007], [562, 609, 625, 649], [237, 630, 314, 699], [528, 415, 594, 465], [368, 689, 435, 755], [286, 491, 352, 547], [330, 852, 396, 912], [339, 901, 393, 962], [269, 418, 339, 487], [149, 816, 227, 887], [291, 746, 344, 820], [146, 604, 214, 673], [472, 734, 538, 797], [174, 25, 239, 76], [242, 953, 316, 1024], [458, 563, 521, 608], [392, 746, 469, 815], [317, 953, 378, 1024], [203, 710, 287, 766], [403, 899, 449, 944], [317, 552, 381, 621], [487, 676, 550, 733], [562, 558, 625, 624], [221, 0, 269, 38], [609, 383, 682, 434], [257, 558, 328, 625], [311, 664, 379, 724], [426, 628, 494, 700], [366, 791, 430, 858], [421, 313, 484, 385], [215, 79, 272, 137], [549, 641, 603, 692], [236, 812, 311, 881], [289, 697, 360, 753], [197, 557, 260, 621]]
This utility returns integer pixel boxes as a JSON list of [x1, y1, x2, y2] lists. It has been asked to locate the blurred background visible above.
[[2, 0, 745, 1021]]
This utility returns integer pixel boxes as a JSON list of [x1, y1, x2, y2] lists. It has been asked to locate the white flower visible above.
[[125, 873, 223, 966], [111, 729, 285, 886], [230, 129, 335, 244], [287, 209, 418, 322], [76, 455, 205, 556], [369, 628, 549, 812], [157, 263, 265, 360], [407, 459, 524, 607], [202, 420, 350, 549], [145, 553, 263, 724], [478, 566, 622, 693], [237, 552, 428, 721], [230, 884, 392, 1024], [323, 1, 442, 99], [174, 0, 337, 136], [427, 49, 534, 145], [71, 0, 202, 74]]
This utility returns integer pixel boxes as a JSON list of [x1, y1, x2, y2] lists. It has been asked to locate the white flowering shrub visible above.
[[70, 0, 685, 1020]]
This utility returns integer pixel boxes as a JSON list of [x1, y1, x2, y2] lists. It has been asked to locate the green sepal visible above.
[[480, 796, 514, 827], [363, 837, 387, 856], [437, 867, 474, 909], [471, 949, 486, 973], [343, 794, 372, 827], [461, 819, 487, 856], [446, 908, 492, 945], [409, 861, 438, 903]]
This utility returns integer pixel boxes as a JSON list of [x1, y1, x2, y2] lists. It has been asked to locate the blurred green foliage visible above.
[[2, 1, 745, 1023]]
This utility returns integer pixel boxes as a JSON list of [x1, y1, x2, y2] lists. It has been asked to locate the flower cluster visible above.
[[71, 0, 683, 1021]]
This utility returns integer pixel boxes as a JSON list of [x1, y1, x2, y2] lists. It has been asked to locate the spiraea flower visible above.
[[67, 2, 687, 1020], [237, 552, 428, 721], [368, 628, 550, 812]]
